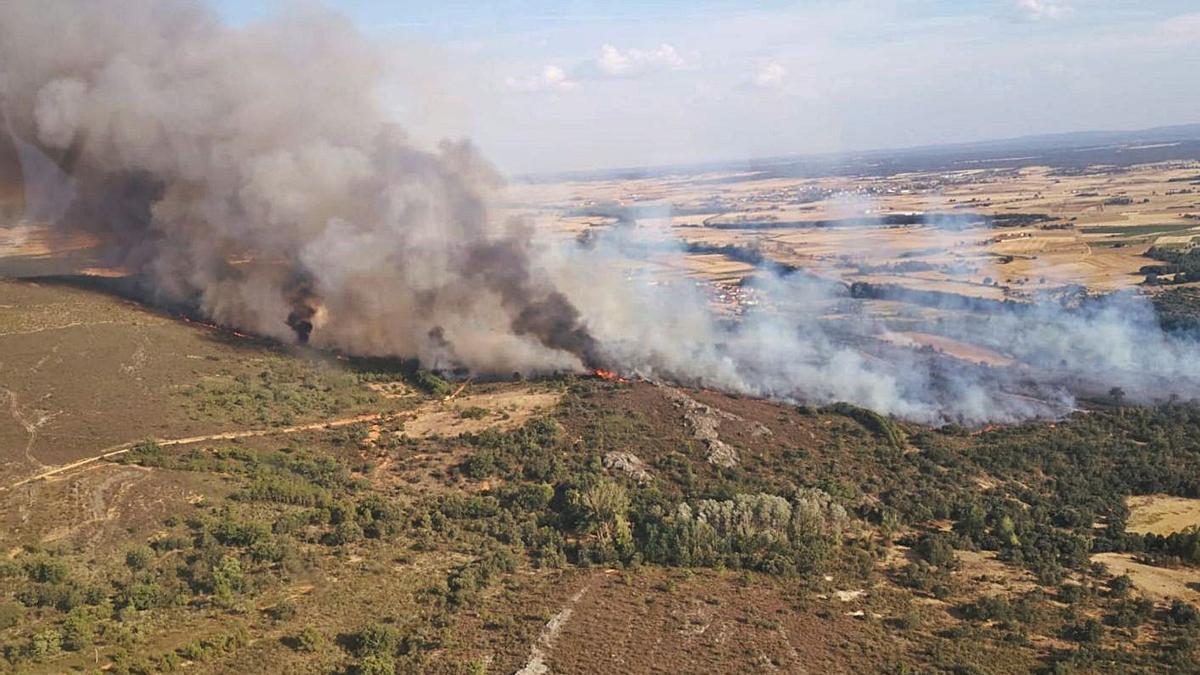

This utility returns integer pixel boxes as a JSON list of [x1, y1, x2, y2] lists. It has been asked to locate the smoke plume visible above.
[[0, 0, 592, 375], [3, 0, 1200, 425], [548, 220, 1200, 425]]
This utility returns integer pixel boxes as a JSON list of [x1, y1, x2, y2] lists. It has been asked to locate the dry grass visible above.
[[1125, 494, 1200, 535], [392, 388, 562, 440], [1091, 553, 1200, 604]]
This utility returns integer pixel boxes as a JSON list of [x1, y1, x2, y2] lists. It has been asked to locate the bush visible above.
[[326, 519, 364, 546], [125, 545, 155, 571], [1169, 599, 1199, 625], [462, 452, 499, 480], [894, 608, 924, 631], [1109, 574, 1133, 597], [267, 599, 297, 622], [962, 596, 1014, 623], [352, 622, 402, 657], [17, 581, 86, 611], [447, 548, 517, 608], [354, 653, 397, 675], [178, 640, 210, 662], [295, 626, 325, 652], [1064, 618, 1103, 644], [120, 582, 164, 611], [62, 609, 95, 651], [915, 533, 957, 569], [826, 402, 907, 449], [1107, 598, 1154, 628], [109, 650, 154, 675], [210, 555, 245, 604], [24, 556, 69, 584], [499, 483, 554, 512], [156, 651, 182, 672], [29, 628, 63, 660], [175, 627, 250, 663], [1057, 583, 1086, 605], [0, 602, 22, 629]]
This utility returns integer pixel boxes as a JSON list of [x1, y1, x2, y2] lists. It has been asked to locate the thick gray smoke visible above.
[[3, 0, 1199, 425], [0, 0, 593, 374]]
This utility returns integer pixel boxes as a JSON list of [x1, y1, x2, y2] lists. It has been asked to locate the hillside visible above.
[[2, 279, 1199, 674]]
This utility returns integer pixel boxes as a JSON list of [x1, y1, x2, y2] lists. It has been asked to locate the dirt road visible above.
[[1, 411, 387, 492], [1, 383, 562, 493]]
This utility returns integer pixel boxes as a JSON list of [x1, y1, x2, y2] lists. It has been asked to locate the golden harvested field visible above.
[[1126, 494, 1200, 535], [1092, 553, 1200, 605], [510, 161, 1200, 301]]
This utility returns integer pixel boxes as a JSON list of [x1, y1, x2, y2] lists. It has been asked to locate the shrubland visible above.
[[4, 375, 1200, 673]]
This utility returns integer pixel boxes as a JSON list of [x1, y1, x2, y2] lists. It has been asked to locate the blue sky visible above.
[[210, 1, 1200, 174]]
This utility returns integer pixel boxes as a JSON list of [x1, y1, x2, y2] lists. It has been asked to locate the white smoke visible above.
[[552, 218, 1200, 425]]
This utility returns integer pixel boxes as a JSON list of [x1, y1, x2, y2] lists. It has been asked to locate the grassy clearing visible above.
[[1126, 495, 1200, 536]]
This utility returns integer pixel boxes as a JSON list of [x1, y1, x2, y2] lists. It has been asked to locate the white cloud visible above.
[[1160, 13, 1200, 41], [595, 43, 685, 77], [752, 61, 788, 90], [455, 2, 1200, 173], [1017, 0, 1072, 21], [504, 65, 579, 93]]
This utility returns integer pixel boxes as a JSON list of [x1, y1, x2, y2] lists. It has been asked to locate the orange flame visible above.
[[592, 368, 624, 382]]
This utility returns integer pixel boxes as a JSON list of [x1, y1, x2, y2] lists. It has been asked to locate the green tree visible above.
[[62, 609, 95, 651], [996, 515, 1020, 547], [25, 557, 69, 584], [211, 555, 244, 605], [1109, 574, 1133, 598], [29, 628, 62, 660], [916, 533, 957, 569], [125, 545, 155, 571], [955, 503, 987, 541], [570, 480, 634, 559]]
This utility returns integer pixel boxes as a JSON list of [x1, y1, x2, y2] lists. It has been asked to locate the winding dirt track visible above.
[[0, 381, 513, 493], [1, 411, 388, 492]]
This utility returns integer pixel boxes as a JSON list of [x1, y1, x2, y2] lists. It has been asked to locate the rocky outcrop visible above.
[[661, 387, 741, 468], [603, 451, 652, 483]]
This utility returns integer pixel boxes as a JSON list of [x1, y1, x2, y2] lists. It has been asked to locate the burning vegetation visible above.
[[592, 368, 626, 382]]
